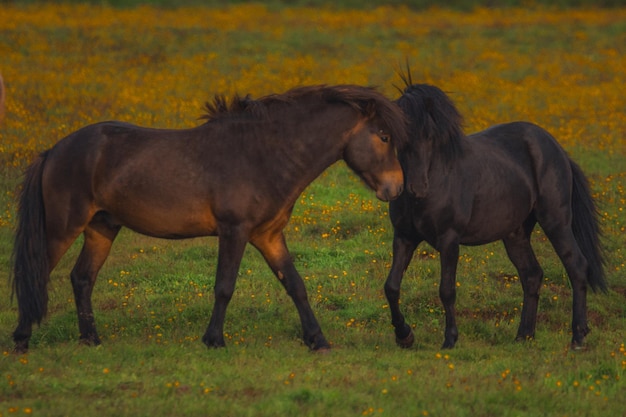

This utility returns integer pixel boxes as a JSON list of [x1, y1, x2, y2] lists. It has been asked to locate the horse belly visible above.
[[462, 191, 533, 245], [104, 197, 218, 239]]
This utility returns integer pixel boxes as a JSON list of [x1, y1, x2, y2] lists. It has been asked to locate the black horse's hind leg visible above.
[[502, 223, 543, 342], [542, 225, 590, 349], [71, 220, 120, 346], [384, 234, 419, 348], [203, 225, 249, 348], [439, 235, 460, 349], [252, 232, 330, 350]]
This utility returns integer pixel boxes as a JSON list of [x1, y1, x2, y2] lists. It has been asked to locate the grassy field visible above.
[[0, 3, 625, 416]]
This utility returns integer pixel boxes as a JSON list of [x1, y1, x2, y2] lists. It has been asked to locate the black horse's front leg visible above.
[[439, 239, 460, 349], [384, 234, 419, 348], [203, 226, 249, 348]]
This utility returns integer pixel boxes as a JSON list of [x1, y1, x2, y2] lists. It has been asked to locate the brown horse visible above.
[[11, 84, 408, 353]]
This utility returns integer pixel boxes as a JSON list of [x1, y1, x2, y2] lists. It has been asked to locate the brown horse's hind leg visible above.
[[71, 218, 120, 346], [502, 221, 543, 342], [13, 226, 84, 353], [252, 231, 330, 351]]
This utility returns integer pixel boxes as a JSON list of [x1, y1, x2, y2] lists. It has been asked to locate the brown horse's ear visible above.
[[364, 99, 377, 118]]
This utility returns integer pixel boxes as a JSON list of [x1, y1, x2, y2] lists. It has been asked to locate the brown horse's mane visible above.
[[201, 85, 408, 150]]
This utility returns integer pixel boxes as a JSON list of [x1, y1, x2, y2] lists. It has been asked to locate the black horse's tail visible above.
[[570, 159, 607, 293], [11, 151, 51, 327]]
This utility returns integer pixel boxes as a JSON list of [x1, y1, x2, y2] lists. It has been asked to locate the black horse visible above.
[[384, 82, 606, 350], [11, 84, 408, 353]]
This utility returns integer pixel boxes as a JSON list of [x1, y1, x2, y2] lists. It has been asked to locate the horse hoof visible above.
[[309, 339, 331, 352], [13, 344, 28, 355], [514, 335, 535, 343], [441, 339, 456, 349], [396, 328, 415, 349], [203, 340, 226, 349], [313, 346, 332, 355], [79, 336, 102, 347]]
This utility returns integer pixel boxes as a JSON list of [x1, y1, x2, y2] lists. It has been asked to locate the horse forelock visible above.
[[396, 83, 464, 161], [316, 85, 409, 151]]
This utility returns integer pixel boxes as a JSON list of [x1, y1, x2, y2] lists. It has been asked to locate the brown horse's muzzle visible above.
[[375, 171, 405, 201]]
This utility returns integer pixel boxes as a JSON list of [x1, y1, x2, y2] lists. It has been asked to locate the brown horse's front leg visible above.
[[439, 239, 460, 349], [280, 262, 330, 351], [252, 231, 330, 351], [384, 234, 419, 348], [203, 227, 249, 348]]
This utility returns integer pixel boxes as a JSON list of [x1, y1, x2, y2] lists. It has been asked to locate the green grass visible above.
[[1, 161, 623, 416]]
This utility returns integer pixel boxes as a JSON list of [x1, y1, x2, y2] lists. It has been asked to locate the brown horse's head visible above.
[[327, 85, 408, 202], [343, 119, 405, 202]]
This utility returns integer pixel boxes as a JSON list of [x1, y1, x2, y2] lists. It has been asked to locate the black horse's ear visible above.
[[404, 59, 413, 86], [393, 58, 414, 93]]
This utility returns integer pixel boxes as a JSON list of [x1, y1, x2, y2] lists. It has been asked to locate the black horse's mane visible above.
[[200, 84, 409, 150], [395, 78, 465, 162]]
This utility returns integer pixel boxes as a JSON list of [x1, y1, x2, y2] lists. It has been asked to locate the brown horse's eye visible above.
[[380, 134, 390, 143]]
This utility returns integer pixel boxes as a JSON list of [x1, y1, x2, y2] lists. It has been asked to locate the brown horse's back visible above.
[[42, 121, 296, 240]]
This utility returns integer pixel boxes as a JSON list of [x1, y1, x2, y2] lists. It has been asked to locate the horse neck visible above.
[[270, 106, 357, 181], [424, 135, 469, 185], [205, 106, 356, 201]]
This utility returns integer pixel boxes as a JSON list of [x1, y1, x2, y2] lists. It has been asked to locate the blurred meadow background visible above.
[[0, 1, 624, 416]]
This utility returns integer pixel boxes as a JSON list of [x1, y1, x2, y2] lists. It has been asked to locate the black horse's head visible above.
[[395, 82, 464, 198]]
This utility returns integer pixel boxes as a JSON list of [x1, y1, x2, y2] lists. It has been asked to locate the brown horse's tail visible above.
[[11, 151, 51, 327], [570, 159, 607, 293]]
